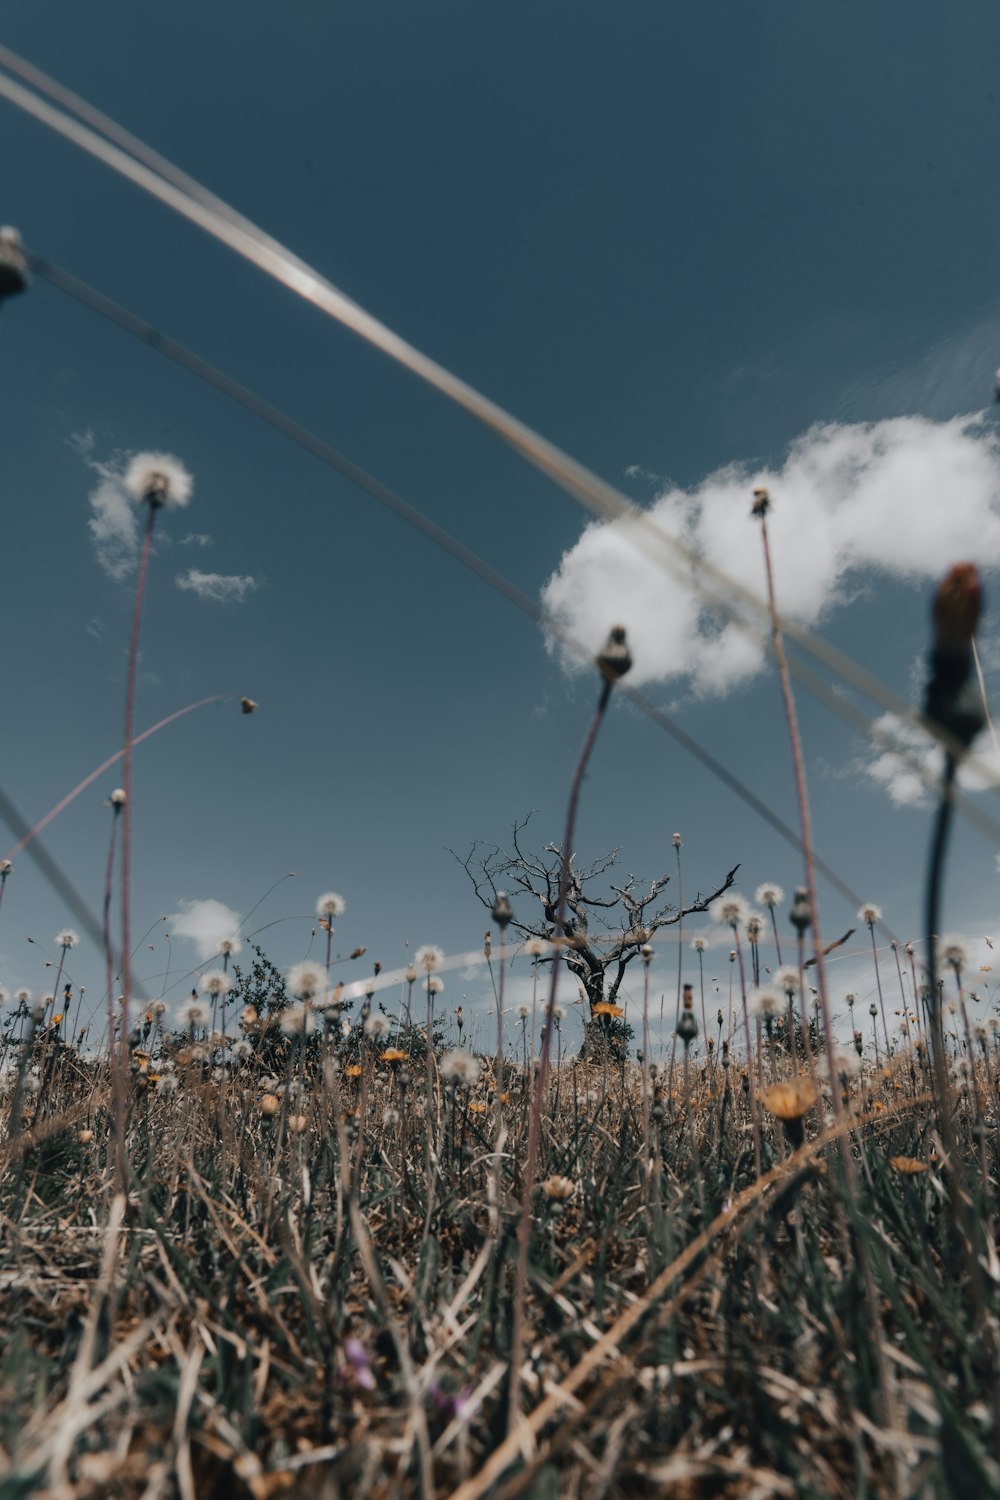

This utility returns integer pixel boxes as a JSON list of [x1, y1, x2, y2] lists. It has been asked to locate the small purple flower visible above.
[[427, 1380, 474, 1421], [343, 1337, 375, 1391]]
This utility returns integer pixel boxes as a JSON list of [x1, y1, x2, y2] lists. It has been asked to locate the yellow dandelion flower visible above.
[[591, 1002, 624, 1019], [468, 1100, 488, 1115]]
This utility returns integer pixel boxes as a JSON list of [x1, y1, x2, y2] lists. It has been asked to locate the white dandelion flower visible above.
[[231, 1039, 252, 1059], [123, 451, 193, 509], [416, 944, 445, 973], [316, 891, 346, 919], [178, 997, 211, 1028], [0, 987, 8, 1007], [287, 961, 326, 1000], [15, 987, 31, 1005], [522, 938, 551, 957], [554, 1005, 566, 1022], [0, 859, 11, 875], [710, 894, 750, 929], [110, 788, 127, 807], [428, 976, 445, 995], [516, 1005, 530, 1020], [280, 1004, 317, 1037], [157, 1072, 179, 1094], [858, 903, 882, 926], [755, 883, 784, 908], [938, 936, 969, 969], [745, 913, 765, 942], [55, 928, 80, 950], [200, 969, 234, 997], [691, 935, 708, 953], [774, 966, 801, 996], [364, 1013, 391, 1038], [826, 1048, 862, 1081], [217, 936, 242, 958], [439, 1049, 481, 1086], [750, 987, 783, 1020]]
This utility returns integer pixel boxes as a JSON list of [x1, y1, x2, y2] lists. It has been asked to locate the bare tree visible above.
[[454, 815, 739, 1015]]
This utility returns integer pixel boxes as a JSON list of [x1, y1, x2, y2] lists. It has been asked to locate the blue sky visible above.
[[3, 3, 1000, 1048]]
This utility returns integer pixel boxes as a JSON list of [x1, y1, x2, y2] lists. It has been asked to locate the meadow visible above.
[[1, 159, 999, 1500]]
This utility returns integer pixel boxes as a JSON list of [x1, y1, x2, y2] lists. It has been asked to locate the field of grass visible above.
[[1, 928, 998, 1500]]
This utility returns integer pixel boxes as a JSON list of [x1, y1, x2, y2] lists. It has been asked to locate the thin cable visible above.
[[0, 782, 149, 1000], [3, 53, 993, 783], [26, 251, 998, 911]]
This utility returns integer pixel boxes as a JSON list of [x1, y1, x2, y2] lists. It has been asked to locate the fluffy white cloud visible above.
[[863, 712, 1000, 808], [542, 413, 1000, 693], [167, 898, 242, 961], [175, 569, 258, 603]]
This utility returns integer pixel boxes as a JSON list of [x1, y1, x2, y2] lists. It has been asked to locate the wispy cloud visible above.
[[167, 898, 242, 961], [87, 462, 139, 582], [542, 413, 1000, 695], [178, 533, 214, 548], [175, 569, 259, 604]]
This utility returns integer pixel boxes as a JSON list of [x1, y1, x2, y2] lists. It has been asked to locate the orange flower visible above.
[[761, 1076, 817, 1147], [591, 1002, 624, 1019], [380, 1048, 407, 1063], [468, 1100, 487, 1115], [344, 1064, 363, 1078], [889, 1156, 928, 1175]]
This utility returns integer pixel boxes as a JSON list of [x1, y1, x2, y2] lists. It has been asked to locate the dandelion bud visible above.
[[789, 888, 811, 935], [483, 931, 492, 959], [596, 624, 633, 683], [672, 832, 682, 847], [287, 1114, 308, 1134], [261, 1093, 280, 1116], [110, 788, 126, 808], [240, 697, 258, 714], [491, 892, 513, 929], [750, 485, 770, 518], [541, 1175, 575, 1201], [641, 943, 653, 964], [405, 963, 417, 985], [924, 563, 985, 749]]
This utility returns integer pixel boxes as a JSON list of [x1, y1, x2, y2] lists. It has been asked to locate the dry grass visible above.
[[1, 953, 998, 1500]]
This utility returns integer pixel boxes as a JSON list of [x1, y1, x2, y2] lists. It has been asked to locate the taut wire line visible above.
[[2, 51, 996, 791]]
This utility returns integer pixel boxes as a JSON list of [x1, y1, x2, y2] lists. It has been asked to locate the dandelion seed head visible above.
[[316, 891, 346, 919], [55, 929, 80, 950], [15, 987, 31, 1004], [755, 882, 784, 908], [523, 938, 550, 957], [178, 997, 211, 1028], [938, 936, 968, 969], [0, 860, 12, 875], [287, 961, 326, 1000], [280, 1003, 317, 1037], [750, 987, 782, 1020], [858, 902, 882, 926], [439, 1049, 481, 1086], [516, 1005, 530, 1020], [123, 451, 193, 509], [428, 976, 445, 995], [364, 1013, 391, 1038], [217, 937, 242, 958], [691, 935, 708, 953], [0, 987, 7, 1007], [745, 913, 765, 941], [110, 788, 126, 808], [711, 894, 750, 929], [200, 969, 234, 997], [774, 966, 801, 995], [416, 944, 445, 973]]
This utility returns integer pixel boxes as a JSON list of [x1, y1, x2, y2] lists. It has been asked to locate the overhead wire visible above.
[[23, 247, 976, 931], [2, 48, 997, 794]]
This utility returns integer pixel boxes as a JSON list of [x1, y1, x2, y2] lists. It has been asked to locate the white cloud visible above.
[[167, 898, 243, 961], [175, 569, 258, 604], [88, 463, 139, 582], [863, 712, 1000, 808], [179, 533, 213, 548], [542, 413, 1000, 694]]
